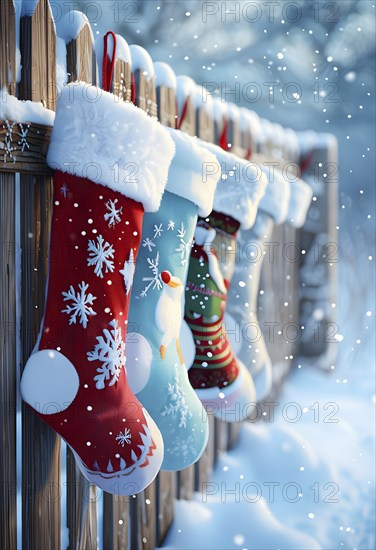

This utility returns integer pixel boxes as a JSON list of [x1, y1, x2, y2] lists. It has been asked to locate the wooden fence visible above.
[[0, 1, 337, 549]]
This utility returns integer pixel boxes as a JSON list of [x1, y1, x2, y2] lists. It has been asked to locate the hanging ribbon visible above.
[[131, 72, 137, 105], [219, 119, 229, 150], [177, 97, 189, 130], [102, 31, 117, 92], [299, 150, 314, 174], [245, 146, 252, 161]]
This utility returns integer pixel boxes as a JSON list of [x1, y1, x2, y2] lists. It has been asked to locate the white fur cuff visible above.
[[165, 128, 220, 217], [47, 82, 175, 212]]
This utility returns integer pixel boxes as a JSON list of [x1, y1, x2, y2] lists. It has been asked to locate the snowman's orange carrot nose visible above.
[[161, 271, 171, 284]]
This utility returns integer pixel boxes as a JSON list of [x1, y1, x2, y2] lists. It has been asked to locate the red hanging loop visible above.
[[299, 150, 314, 174], [177, 97, 189, 130], [245, 146, 252, 161], [131, 72, 137, 105], [219, 119, 229, 150], [102, 31, 117, 92]]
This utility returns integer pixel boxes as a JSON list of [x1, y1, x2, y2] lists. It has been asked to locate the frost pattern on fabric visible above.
[[161, 369, 193, 428], [61, 281, 97, 328], [87, 235, 115, 278], [87, 319, 126, 389], [104, 198, 123, 228], [120, 249, 136, 296]]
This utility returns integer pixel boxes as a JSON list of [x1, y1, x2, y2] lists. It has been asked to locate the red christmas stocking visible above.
[[185, 142, 267, 421], [20, 82, 175, 494]]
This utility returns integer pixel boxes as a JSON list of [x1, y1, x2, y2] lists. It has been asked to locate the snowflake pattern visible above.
[[17, 123, 30, 152], [120, 248, 136, 295], [142, 221, 165, 252], [104, 198, 123, 228], [153, 224, 163, 238], [87, 235, 115, 278], [142, 237, 156, 252], [87, 319, 126, 389], [2, 120, 16, 163], [116, 428, 132, 446], [1, 120, 31, 164], [61, 281, 97, 328], [139, 252, 162, 298], [175, 223, 192, 266], [167, 220, 175, 230], [161, 371, 193, 428]]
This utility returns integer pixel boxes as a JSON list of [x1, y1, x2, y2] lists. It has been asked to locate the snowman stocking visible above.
[[20, 82, 175, 494], [127, 128, 219, 470], [184, 143, 267, 422], [227, 172, 312, 402]]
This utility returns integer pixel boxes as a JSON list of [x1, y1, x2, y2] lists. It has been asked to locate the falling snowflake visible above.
[[161, 372, 193, 428], [142, 237, 156, 252], [61, 281, 97, 328], [87, 235, 115, 278], [139, 252, 162, 298], [87, 319, 126, 389], [167, 220, 175, 230], [120, 249, 135, 295], [104, 198, 123, 228], [60, 183, 69, 198], [16, 123, 30, 152], [175, 223, 192, 266], [116, 428, 132, 446], [153, 224, 163, 238]]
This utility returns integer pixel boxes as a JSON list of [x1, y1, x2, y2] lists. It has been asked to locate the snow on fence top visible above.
[[154, 61, 177, 90], [0, 87, 55, 125], [56, 10, 92, 43], [21, 0, 40, 16], [212, 96, 228, 123], [192, 84, 213, 114], [129, 44, 154, 76], [176, 75, 196, 114]]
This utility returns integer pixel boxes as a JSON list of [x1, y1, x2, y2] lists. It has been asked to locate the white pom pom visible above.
[[21, 350, 79, 415], [125, 333, 152, 394]]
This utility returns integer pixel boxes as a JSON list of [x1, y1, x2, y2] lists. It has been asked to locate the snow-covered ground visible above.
[[161, 210, 375, 549]]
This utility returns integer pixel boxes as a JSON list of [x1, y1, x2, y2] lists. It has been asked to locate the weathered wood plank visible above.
[[156, 471, 175, 546], [214, 418, 228, 457], [66, 453, 98, 550], [131, 46, 157, 118], [0, 172, 17, 550], [0, 5, 17, 549], [195, 413, 215, 492], [65, 23, 97, 85], [0, 119, 53, 175], [19, 2, 60, 549], [157, 86, 177, 128], [227, 421, 241, 450], [176, 466, 195, 500], [19, 0, 56, 110], [0, 1, 16, 95]]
